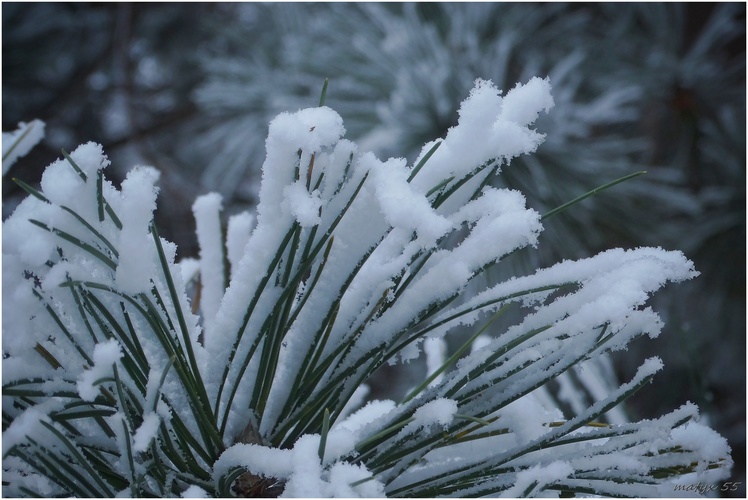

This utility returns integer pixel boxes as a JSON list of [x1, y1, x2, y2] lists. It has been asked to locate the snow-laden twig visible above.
[[3, 77, 731, 497]]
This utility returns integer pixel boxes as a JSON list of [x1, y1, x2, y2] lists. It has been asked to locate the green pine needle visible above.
[[319, 78, 329, 107], [542, 171, 647, 221]]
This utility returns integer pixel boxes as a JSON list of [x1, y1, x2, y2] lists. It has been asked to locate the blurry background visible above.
[[3, 3, 745, 495]]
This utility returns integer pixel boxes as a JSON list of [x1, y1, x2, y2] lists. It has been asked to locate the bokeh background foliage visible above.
[[3, 2, 745, 495]]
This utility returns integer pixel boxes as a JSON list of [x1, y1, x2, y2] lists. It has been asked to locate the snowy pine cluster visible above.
[[3, 78, 732, 496]]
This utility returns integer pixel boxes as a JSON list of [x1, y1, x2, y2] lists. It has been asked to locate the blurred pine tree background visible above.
[[3, 3, 744, 495]]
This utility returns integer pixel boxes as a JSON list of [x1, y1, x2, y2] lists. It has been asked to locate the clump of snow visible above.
[[413, 398, 458, 429], [39, 157, 87, 208], [500, 77, 555, 127], [179, 257, 200, 285], [283, 181, 323, 227], [226, 212, 254, 277], [181, 485, 208, 498], [116, 166, 160, 294], [213, 443, 293, 483], [280, 435, 326, 496], [2, 405, 50, 456], [337, 399, 397, 434], [214, 435, 384, 498], [281, 435, 384, 498], [2, 199, 59, 268], [410, 77, 554, 212], [132, 412, 161, 452], [69, 141, 112, 178], [499, 461, 573, 498], [325, 461, 385, 497], [192, 192, 225, 333], [323, 427, 357, 464], [497, 395, 555, 445], [669, 421, 732, 469], [470, 334, 493, 353], [77, 340, 123, 401], [258, 106, 345, 223], [368, 154, 452, 246]]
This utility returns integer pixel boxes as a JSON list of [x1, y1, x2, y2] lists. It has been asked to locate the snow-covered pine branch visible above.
[[2, 77, 731, 497]]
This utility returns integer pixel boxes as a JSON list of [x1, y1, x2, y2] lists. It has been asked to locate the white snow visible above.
[[470, 334, 493, 353], [68, 141, 112, 178], [337, 384, 371, 422], [192, 192, 225, 335], [369, 154, 452, 246], [2, 405, 50, 456], [179, 257, 200, 285], [226, 212, 254, 279], [327, 461, 386, 497], [424, 337, 446, 386], [132, 412, 161, 452], [499, 77, 556, 127], [669, 421, 732, 466], [280, 435, 326, 496], [2, 119, 45, 174], [258, 106, 345, 225], [337, 399, 397, 434], [2, 355, 56, 384], [77, 340, 123, 402], [280, 435, 384, 498], [413, 398, 458, 428], [2, 198, 59, 268], [116, 166, 160, 294], [499, 461, 573, 498], [213, 443, 293, 483], [497, 395, 555, 445], [323, 427, 357, 464], [2, 74, 732, 499], [435, 247, 698, 341], [181, 485, 208, 498], [214, 435, 384, 498], [409, 77, 554, 214], [283, 180, 323, 227], [40, 155, 89, 207], [204, 106, 349, 426]]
